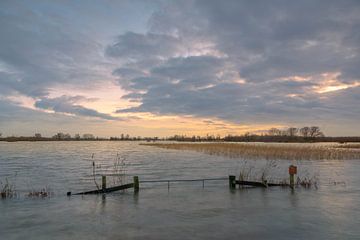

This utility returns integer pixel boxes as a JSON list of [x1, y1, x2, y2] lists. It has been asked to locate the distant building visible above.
[[74, 134, 81, 140], [34, 133, 42, 138]]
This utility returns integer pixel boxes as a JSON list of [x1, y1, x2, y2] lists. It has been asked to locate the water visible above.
[[0, 141, 359, 239]]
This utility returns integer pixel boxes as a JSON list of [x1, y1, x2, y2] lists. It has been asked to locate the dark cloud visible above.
[[109, 0, 360, 129], [151, 56, 225, 87], [195, 0, 360, 82], [0, 1, 155, 122], [106, 32, 182, 60], [35, 96, 120, 121], [0, 3, 106, 98]]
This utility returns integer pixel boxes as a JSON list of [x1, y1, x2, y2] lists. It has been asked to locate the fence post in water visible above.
[[102, 175, 107, 192], [229, 175, 236, 189], [289, 165, 297, 189], [133, 176, 139, 193]]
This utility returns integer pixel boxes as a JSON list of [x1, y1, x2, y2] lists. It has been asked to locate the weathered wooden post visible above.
[[133, 176, 139, 193], [263, 180, 268, 188], [289, 165, 297, 189], [102, 175, 107, 192], [229, 175, 236, 189]]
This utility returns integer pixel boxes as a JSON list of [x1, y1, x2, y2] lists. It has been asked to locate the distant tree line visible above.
[[224, 126, 325, 142], [1, 126, 360, 143], [167, 126, 360, 143], [167, 134, 221, 142], [0, 132, 160, 142], [266, 126, 324, 138]]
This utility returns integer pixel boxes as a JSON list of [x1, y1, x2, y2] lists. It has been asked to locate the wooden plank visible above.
[[70, 183, 134, 195], [267, 183, 288, 187], [236, 180, 268, 188], [105, 183, 134, 193]]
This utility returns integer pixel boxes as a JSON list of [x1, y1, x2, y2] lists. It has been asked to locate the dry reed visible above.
[[0, 178, 17, 199], [335, 144, 360, 149], [143, 142, 360, 160]]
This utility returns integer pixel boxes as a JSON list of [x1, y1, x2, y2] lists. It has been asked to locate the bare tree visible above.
[[287, 127, 298, 137], [309, 126, 324, 137], [300, 127, 310, 137], [268, 128, 281, 136]]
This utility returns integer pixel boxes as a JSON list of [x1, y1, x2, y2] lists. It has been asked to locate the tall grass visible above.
[[143, 142, 360, 160], [1, 178, 17, 199], [111, 153, 127, 186], [90, 153, 128, 189], [236, 159, 318, 188], [335, 143, 360, 149], [26, 187, 54, 198]]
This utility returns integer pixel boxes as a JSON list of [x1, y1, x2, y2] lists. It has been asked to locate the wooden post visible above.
[[289, 165, 297, 189], [229, 175, 236, 189], [263, 180, 268, 188], [290, 174, 294, 189], [102, 175, 107, 191], [133, 176, 139, 193]]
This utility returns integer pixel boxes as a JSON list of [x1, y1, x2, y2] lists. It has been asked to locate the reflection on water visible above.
[[0, 141, 359, 239]]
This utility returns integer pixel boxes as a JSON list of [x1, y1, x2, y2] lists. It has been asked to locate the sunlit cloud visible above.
[[310, 72, 360, 93], [315, 81, 360, 94], [3, 94, 37, 110], [280, 76, 312, 82]]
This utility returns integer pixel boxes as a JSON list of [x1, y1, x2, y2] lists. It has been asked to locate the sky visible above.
[[0, 0, 360, 137]]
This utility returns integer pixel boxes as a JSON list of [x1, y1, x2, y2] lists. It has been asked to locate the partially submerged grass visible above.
[[237, 159, 318, 188], [143, 142, 360, 160], [1, 178, 17, 199], [111, 153, 127, 186], [90, 153, 128, 189], [26, 187, 54, 198], [297, 176, 318, 188], [238, 159, 278, 182]]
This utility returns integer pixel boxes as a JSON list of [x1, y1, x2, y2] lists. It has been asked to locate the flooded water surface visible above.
[[1, 141, 359, 239]]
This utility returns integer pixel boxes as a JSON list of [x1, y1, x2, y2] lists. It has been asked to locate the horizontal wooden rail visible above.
[[236, 180, 267, 188], [69, 183, 134, 195]]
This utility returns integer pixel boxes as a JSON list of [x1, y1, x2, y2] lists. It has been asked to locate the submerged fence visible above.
[[67, 165, 298, 196], [140, 177, 228, 189]]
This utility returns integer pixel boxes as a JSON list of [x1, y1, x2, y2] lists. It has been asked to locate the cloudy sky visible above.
[[0, 0, 359, 137]]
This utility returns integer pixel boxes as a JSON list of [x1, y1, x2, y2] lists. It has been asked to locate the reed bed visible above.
[[143, 143, 360, 160], [335, 143, 360, 149]]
